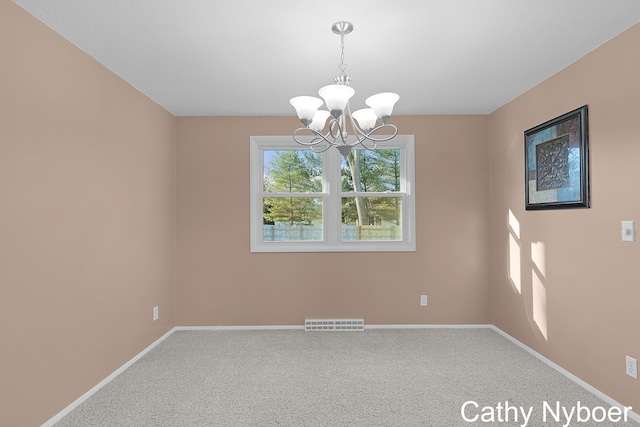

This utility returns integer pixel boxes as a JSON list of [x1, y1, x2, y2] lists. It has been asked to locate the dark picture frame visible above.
[[524, 105, 589, 210]]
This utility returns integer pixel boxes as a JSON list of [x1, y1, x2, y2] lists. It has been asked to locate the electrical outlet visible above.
[[153, 306, 159, 321], [420, 295, 428, 307], [626, 356, 638, 379]]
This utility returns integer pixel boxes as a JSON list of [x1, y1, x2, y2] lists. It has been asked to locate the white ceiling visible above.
[[13, 0, 640, 116]]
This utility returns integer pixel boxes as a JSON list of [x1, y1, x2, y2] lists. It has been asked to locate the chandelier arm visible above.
[[351, 123, 399, 151], [356, 123, 399, 143], [292, 127, 342, 152], [292, 128, 325, 146], [309, 143, 333, 153], [292, 122, 397, 152], [327, 117, 350, 146], [342, 104, 362, 148], [293, 128, 330, 146], [328, 119, 341, 140], [355, 137, 378, 151], [344, 103, 398, 147]]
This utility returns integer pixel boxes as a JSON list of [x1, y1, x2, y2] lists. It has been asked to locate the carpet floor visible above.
[[54, 328, 638, 426]]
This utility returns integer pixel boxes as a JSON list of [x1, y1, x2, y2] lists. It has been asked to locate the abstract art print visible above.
[[524, 106, 589, 210]]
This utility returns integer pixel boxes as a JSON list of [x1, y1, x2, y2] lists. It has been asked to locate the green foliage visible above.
[[263, 150, 322, 225], [263, 149, 401, 227], [341, 149, 400, 192], [263, 197, 321, 226], [341, 149, 401, 225]]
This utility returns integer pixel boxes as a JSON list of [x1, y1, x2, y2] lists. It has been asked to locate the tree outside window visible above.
[[250, 136, 415, 252]]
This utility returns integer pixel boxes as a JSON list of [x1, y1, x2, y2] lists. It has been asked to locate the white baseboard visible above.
[[42, 324, 639, 426], [174, 325, 304, 331], [41, 328, 176, 427], [365, 323, 493, 329], [174, 324, 493, 331], [489, 325, 640, 424]]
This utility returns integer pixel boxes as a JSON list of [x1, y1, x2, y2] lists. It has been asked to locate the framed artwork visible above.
[[524, 105, 589, 210]]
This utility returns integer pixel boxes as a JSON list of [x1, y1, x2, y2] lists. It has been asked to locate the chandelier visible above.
[[289, 21, 400, 157]]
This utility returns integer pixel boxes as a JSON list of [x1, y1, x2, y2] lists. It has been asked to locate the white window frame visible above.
[[250, 135, 415, 253]]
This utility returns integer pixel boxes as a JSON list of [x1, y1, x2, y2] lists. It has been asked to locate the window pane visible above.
[[342, 197, 401, 241], [263, 197, 322, 241], [341, 149, 401, 192], [264, 150, 322, 193]]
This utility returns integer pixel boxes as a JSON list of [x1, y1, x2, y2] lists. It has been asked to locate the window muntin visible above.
[[250, 136, 415, 252]]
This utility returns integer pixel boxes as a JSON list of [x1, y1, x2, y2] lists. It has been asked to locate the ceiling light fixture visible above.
[[289, 21, 400, 157]]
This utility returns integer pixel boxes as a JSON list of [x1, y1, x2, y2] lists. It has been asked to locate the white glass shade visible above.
[[290, 96, 323, 123], [352, 108, 378, 133], [365, 92, 400, 120], [318, 85, 355, 115], [309, 110, 331, 132]]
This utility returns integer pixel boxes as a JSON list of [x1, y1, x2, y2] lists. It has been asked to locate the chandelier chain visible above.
[[338, 33, 347, 74]]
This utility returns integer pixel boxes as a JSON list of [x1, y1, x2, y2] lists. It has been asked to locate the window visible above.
[[250, 136, 415, 252]]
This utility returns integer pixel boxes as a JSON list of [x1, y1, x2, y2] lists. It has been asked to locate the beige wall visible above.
[[0, 2, 176, 426], [4, 0, 639, 423], [176, 115, 490, 326], [489, 23, 640, 411]]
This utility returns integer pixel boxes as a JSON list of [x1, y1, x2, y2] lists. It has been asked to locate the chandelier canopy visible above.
[[290, 21, 400, 157]]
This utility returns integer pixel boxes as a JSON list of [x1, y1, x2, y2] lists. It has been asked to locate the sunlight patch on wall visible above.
[[531, 241, 546, 277], [508, 209, 521, 293], [508, 209, 520, 239], [509, 234, 521, 293], [532, 269, 548, 340]]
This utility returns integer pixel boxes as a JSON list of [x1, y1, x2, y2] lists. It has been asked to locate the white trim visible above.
[[175, 324, 491, 331], [41, 328, 176, 427], [489, 325, 640, 423], [250, 135, 416, 253], [42, 324, 639, 425], [174, 325, 304, 331], [365, 323, 493, 329]]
